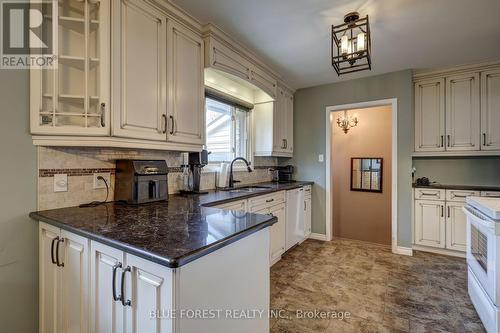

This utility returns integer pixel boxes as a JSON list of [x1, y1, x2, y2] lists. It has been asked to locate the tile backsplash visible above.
[[37, 147, 276, 210]]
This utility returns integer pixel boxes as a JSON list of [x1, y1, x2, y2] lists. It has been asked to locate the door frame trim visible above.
[[325, 98, 407, 255]]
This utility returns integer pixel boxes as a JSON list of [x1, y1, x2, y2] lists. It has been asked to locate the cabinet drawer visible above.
[[414, 188, 445, 200], [213, 199, 248, 211], [248, 191, 285, 210], [481, 191, 500, 197], [446, 189, 480, 202], [304, 185, 312, 199]]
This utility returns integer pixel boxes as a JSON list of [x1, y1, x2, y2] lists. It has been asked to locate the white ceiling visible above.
[[172, 0, 500, 89]]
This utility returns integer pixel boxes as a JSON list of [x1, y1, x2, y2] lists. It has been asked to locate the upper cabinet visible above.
[[414, 62, 500, 155], [414, 79, 445, 152], [111, 0, 168, 141], [30, 0, 111, 136], [203, 25, 279, 100], [254, 83, 294, 157], [166, 21, 205, 146], [445, 73, 480, 151], [30, 2, 292, 152], [481, 68, 500, 150]]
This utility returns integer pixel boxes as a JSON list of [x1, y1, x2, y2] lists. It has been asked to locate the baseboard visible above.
[[308, 233, 327, 241], [412, 244, 465, 258], [393, 246, 414, 256]]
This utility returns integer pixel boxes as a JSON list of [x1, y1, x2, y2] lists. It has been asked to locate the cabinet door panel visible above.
[[446, 203, 467, 252], [285, 93, 294, 153], [125, 254, 173, 333], [39, 223, 61, 333], [273, 89, 285, 153], [414, 200, 445, 248], [167, 22, 204, 145], [60, 231, 89, 333], [112, 0, 167, 141], [304, 197, 312, 236], [446, 73, 480, 150], [90, 241, 125, 333], [269, 204, 286, 264], [481, 69, 500, 150], [207, 38, 251, 80], [414, 79, 445, 151]]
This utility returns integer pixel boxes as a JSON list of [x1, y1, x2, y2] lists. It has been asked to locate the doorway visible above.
[[325, 99, 405, 254]]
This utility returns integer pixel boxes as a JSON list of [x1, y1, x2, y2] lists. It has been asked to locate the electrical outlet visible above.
[[54, 174, 68, 192], [93, 172, 111, 189], [318, 154, 324, 162]]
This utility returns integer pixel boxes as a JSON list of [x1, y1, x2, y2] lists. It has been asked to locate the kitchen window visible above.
[[205, 96, 251, 164]]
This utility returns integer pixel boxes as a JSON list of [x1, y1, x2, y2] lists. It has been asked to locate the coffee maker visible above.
[[180, 150, 209, 194]]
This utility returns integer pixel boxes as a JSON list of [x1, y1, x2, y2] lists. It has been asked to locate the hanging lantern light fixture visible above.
[[331, 12, 372, 75]]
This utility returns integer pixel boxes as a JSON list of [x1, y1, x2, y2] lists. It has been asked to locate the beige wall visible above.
[[332, 106, 392, 245]]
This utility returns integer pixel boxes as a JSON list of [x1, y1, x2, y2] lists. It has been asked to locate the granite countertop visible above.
[[412, 183, 500, 192], [30, 181, 312, 268]]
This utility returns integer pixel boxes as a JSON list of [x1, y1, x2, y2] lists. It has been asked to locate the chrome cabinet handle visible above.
[[266, 198, 274, 203], [441, 205, 444, 218], [440, 135, 444, 147], [100, 103, 106, 127], [483, 133, 487, 146], [50, 236, 59, 265], [112, 263, 122, 302], [121, 266, 131, 307], [447, 206, 450, 218], [169, 115, 174, 135], [447, 135, 451, 147], [56, 238, 64, 267], [162, 115, 167, 134]]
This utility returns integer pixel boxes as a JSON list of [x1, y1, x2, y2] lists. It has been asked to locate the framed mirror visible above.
[[351, 158, 383, 193]]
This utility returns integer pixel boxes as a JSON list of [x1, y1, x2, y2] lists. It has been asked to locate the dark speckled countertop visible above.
[[30, 181, 313, 268], [412, 183, 500, 192]]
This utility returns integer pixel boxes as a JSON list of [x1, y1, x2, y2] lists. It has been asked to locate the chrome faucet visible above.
[[228, 157, 252, 188]]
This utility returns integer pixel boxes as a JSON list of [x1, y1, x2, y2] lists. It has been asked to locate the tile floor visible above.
[[270, 238, 485, 333]]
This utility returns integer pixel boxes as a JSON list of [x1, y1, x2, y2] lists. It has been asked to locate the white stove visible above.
[[464, 196, 500, 333]]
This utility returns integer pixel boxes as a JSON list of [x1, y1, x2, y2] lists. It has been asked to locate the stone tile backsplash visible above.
[[37, 147, 276, 210]]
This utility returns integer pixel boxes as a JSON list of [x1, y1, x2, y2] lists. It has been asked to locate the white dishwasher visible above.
[[286, 187, 305, 250]]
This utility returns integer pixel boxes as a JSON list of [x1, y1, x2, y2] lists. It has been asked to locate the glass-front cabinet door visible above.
[[30, 0, 110, 135]]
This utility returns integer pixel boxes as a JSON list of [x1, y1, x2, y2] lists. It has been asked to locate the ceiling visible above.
[[172, 0, 500, 89]]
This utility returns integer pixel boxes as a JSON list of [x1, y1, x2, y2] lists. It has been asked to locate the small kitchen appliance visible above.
[[180, 150, 209, 194], [115, 160, 169, 204], [464, 196, 500, 332], [272, 165, 295, 183]]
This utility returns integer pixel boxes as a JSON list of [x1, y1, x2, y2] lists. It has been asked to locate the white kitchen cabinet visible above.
[[90, 241, 173, 333], [304, 187, 312, 238], [250, 66, 277, 99], [167, 21, 205, 146], [39, 223, 89, 333], [211, 199, 248, 211], [269, 204, 286, 265], [39, 223, 60, 333], [111, 0, 168, 141], [90, 241, 125, 333], [445, 73, 480, 151], [414, 199, 446, 248], [481, 68, 500, 150], [124, 254, 173, 333], [30, 0, 110, 136], [254, 86, 294, 157], [445, 202, 467, 252], [204, 37, 252, 81], [414, 78, 445, 152]]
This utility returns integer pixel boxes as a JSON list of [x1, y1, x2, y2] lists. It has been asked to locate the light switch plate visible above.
[[93, 172, 111, 189], [318, 154, 324, 162], [54, 174, 68, 192]]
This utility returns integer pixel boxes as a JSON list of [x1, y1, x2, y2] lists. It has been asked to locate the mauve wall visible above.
[[332, 106, 392, 245]]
